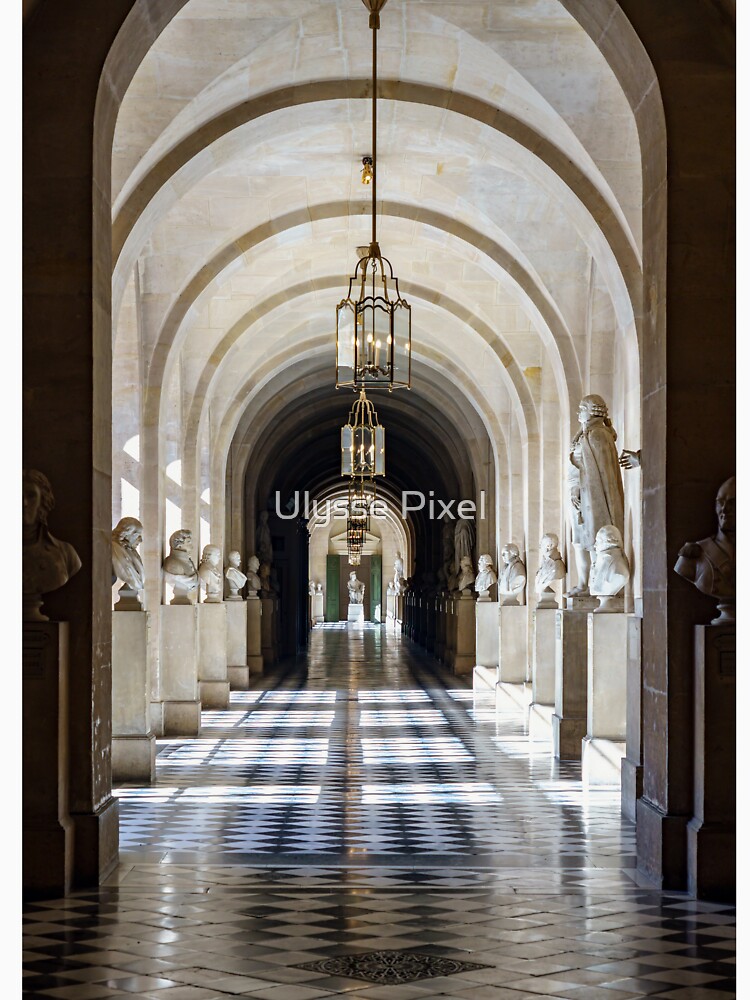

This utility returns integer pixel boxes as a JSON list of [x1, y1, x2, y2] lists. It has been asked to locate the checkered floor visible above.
[[23, 626, 736, 997]]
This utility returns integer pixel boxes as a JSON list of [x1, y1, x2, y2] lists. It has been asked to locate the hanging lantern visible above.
[[335, 0, 412, 391], [341, 389, 385, 478]]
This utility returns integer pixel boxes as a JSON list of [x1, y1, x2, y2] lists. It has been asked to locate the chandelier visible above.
[[345, 478, 374, 565], [335, 0, 412, 391], [341, 388, 385, 478]]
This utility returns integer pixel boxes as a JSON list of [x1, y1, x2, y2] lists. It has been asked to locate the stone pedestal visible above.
[[260, 597, 276, 665], [246, 597, 263, 674], [396, 594, 404, 623], [473, 665, 497, 700], [313, 592, 324, 624], [347, 603, 364, 624], [621, 616, 643, 820], [386, 592, 396, 621], [112, 611, 155, 782], [475, 600, 499, 667], [497, 604, 529, 713], [226, 601, 248, 690], [197, 603, 229, 709], [529, 608, 557, 741], [553, 609, 588, 760], [581, 613, 628, 786], [453, 593, 476, 675], [687, 624, 735, 900], [23, 622, 73, 895], [160, 605, 201, 736]]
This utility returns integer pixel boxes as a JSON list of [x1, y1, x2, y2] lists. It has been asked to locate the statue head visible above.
[[113, 516, 143, 549], [201, 544, 221, 567], [578, 394, 609, 425], [23, 468, 54, 528], [459, 556, 473, 573], [478, 553, 493, 572], [595, 524, 624, 552], [247, 554, 260, 572], [540, 533, 559, 557], [501, 543, 520, 565], [227, 550, 241, 568], [349, 570, 358, 582], [169, 528, 192, 552], [716, 476, 735, 535]]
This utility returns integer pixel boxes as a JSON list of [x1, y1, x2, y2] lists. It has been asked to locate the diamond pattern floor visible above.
[[23, 626, 736, 997]]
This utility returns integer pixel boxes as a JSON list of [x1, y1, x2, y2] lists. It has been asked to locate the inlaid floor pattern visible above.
[[23, 626, 735, 998]]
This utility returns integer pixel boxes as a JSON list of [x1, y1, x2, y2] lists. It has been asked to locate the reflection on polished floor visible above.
[[24, 627, 735, 998]]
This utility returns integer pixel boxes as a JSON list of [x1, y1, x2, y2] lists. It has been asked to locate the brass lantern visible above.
[[341, 389, 385, 478], [335, 0, 412, 391]]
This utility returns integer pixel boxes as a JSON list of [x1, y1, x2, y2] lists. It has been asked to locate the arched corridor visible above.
[[23, 628, 735, 997]]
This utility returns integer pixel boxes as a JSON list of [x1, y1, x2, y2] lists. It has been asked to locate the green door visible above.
[[370, 554, 382, 622], [326, 554, 339, 622]]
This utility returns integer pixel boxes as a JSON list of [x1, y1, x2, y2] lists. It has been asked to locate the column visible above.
[[197, 603, 229, 709], [246, 595, 263, 674], [160, 605, 201, 736], [529, 607, 557, 741], [112, 610, 155, 781], [226, 601, 248, 690], [552, 609, 588, 760], [473, 599, 499, 699], [496, 604, 529, 713], [582, 613, 628, 786], [453, 592, 476, 675], [621, 616, 643, 820]]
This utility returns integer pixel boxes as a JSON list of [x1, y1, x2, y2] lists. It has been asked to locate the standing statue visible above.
[[456, 555, 475, 593], [225, 550, 247, 601], [197, 544, 223, 603], [439, 519, 455, 592], [590, 525, 631, 612], [534, 532, 566, 608], [498, 543, 526, 606], [112, 516, 145, 611], [453, 516, 475, 578], [348, 571, 365, 605], [474, 554, 497, 599], [393, 550, 406, 595], [674, 476, 735, 624], [258, 561, 273, 597], [256, 510, 273, 566], [163, 529, 199, 605], [567, 395, 624, 595], [23, 469, 82, 622], [246, 554, 262, 598]]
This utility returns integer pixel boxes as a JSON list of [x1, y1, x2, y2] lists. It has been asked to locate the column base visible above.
[[149, 701, 164, 737], [112, 734, 156, 783], [581, 736, 625, 787], [199, 680, 230, 710], [621, 757, 643, 822], [23, 816, 74, 897], [70, 795, 119, 888], [528, 702, 554, 742], [552, 713, 586, 760], [247, 653, 263, 674], [163, 700, 201, 736], [228, 666, 250, 690], [636, 797, 689, 889], [473, 665, 497, 699], [687, 817, 735, 901], [454, 653, 475, 676], [496, 680, 529, 714]]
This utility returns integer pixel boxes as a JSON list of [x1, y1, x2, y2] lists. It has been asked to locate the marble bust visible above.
[[590, 524, 630, 612], [112, 516, 145, 611], [674, 475, 735, 624], [348, 571, 365, 605], [535, 532, 566, 608], [259, 561, 273, 597], [453, 517, 475, 578], [308, 580, 316, 597], [456, 555, 475, 593], [567, 394, 624, 595], [393, 551, 406, 595], [225, 550, 247, 601], [23, 468, 82, 621], [316, 582, 323, 594], [197, 545, 223, 603], [163, 529, 199, 605], [498, 543, 526, 606], [246, 554, 261, 598], [474, 554, 497, 600]]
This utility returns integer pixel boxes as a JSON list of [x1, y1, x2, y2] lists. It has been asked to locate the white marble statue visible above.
[[256, 511, 273, 566], [387, 581, 396, 597], [246, 554, 261, 598], [453, 517, 475, 578], [316, 582, 323, 595], [535, 532, 566, 608], [197, 544, 223, 603], [456, 555, 475, 593], [163, 529, 199, 605], [567, 395, 624, 595], [474, 553, 497, 600], [348, 571, 365, 605], [225, 550, 247, 601], [674, 475, 735, 623], [590, 524, 630, 612], [308, 580, 316, 597], [23, 468, 82, 622], [393, 550, 407, 595], [440, 519, 455, 591], [498, 543, 526, 606], [112, 516, 145, 610]]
